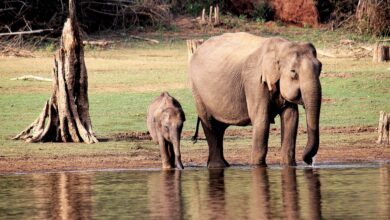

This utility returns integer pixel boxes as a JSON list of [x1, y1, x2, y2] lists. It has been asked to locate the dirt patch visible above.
[[322, 98, 336, 104], [1, 141, 388, 174], [112, 131, 152, 141], [1, 125, 387, 174], [114, 125, 377, 141]]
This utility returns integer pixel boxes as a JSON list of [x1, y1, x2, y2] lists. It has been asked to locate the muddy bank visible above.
[[1, 126, 389, 174], [1, 145, 388, 174]]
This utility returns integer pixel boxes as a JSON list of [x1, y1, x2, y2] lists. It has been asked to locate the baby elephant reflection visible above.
[[148, 170, 183, 220], [147, 92, 186, 169], [207, 169, 227, 219]]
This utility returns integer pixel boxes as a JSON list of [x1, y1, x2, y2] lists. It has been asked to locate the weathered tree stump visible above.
[[214, 5, 220, 26], [200, 8, 206, 25], [13, 0, 98, 144], [199, 5, 220, 27], [186, 39, 204, 62], [376, 111, 390, 144], [373, 43, 390, 62], [208, 6, 213, 24]]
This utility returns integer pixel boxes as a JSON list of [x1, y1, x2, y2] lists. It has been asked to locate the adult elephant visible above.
[[188, 32, 322, 168]]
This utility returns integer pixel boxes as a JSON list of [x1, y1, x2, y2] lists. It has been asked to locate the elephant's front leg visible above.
[[280, 105, 298, 166], [158, 135, 173, 169], [251, 113, 270, 166]]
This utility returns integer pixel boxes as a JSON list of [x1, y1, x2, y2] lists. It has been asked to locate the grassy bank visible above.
[[0, 26, 389, 168]]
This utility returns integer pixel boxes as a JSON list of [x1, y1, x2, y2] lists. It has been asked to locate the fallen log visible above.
[[129, 35, 159, 44], [82, 40, 116, 47], [0, 29, 53, 37], [10, 75, 52, 82]]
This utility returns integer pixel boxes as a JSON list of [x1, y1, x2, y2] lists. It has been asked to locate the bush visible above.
[[355, 0, 390, 36], [170, 0, 230, 16], [0, 0, 173, 35], [253, 1, 274, 22]]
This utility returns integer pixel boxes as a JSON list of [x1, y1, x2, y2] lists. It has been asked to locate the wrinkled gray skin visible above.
[[189, 32, 322, 168], [147, 92, 185, 169]]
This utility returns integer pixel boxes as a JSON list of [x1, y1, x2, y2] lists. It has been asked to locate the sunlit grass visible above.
[[0, 27, 389, 158]]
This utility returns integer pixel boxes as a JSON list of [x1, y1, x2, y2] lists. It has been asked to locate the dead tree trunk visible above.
[[376, 111, 390, 144], [208, 6, 213, 25], [186, 39, 204, 62], [13, 0, 98, 144], [214, 5, 220, 26], [373, 43, 390, 62]]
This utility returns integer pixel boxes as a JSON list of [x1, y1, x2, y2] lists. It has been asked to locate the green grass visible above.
[[0, 27, 389, 161]]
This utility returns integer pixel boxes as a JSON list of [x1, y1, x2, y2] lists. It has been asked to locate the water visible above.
[[0, 164, 389, 220]]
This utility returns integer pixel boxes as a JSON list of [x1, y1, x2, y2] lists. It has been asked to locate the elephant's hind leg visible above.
[[201, 119, 230, 168]]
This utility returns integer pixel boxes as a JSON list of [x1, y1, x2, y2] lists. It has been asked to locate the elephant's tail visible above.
[[191, 117, 200, 144]]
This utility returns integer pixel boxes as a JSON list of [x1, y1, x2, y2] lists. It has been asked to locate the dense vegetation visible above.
[[1, 0, 389, 36]]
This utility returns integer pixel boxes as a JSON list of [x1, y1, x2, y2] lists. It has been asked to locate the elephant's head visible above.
[[260, 38, 322, 164], [160, 107, 185, 169]]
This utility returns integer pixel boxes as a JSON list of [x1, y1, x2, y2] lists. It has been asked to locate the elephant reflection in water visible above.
[[32, 172, 92, 219], [380, 165, 390, 219], [205, 168, 322, 219], [249, 167, 322, 219], [207, 169, 227, 219], [281, 167, 300, 220], [249, 167, 271, 219], [281, 168, 322, 220], [148, 170, 183, 220]]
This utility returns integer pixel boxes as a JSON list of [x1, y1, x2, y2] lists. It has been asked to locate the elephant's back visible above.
[[192, 32, 263, 64], [189, 33, 264, 124]]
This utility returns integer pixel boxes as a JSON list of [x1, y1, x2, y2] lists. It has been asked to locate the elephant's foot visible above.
[[251, 154, 267, 167], [207, 159, 230, 169], [250, 160, 267, 167], [162, 162, 174, 169], [303, 155, 313, 165], [175, 159, 184, 170], [280, 158, 297, 167]]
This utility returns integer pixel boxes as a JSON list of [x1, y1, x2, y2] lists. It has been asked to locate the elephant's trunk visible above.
[[301, 80, 322, 165], [172, 131, 184, 170]]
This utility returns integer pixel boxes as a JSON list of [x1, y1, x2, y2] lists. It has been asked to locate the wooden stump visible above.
[[199, 5, 220, 27], [376, 111, 390, 144], [186, 39, 204, 62], [373, 43, 390, 62], [214, 5, 220, 26], [13, 0, 98, 144], [208, 6, 213, 24], [200, 8, 206, 25]]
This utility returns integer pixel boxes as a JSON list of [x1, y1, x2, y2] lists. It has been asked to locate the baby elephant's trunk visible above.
[[172, 133, 184, 170]]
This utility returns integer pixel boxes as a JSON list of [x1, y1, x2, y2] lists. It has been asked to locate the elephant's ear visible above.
[[260, 50, 280, 93]]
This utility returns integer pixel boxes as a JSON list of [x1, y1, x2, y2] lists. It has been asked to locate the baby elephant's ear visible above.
[[260, 50, 280, 93]]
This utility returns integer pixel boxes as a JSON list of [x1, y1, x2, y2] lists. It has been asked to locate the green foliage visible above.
[[252, 1, 274, 22], [0, 28, 389, 159], [171, 0, 229, 16]]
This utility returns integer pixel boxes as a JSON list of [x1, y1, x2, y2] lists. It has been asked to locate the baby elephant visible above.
[[147, 92, 185, 169]]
